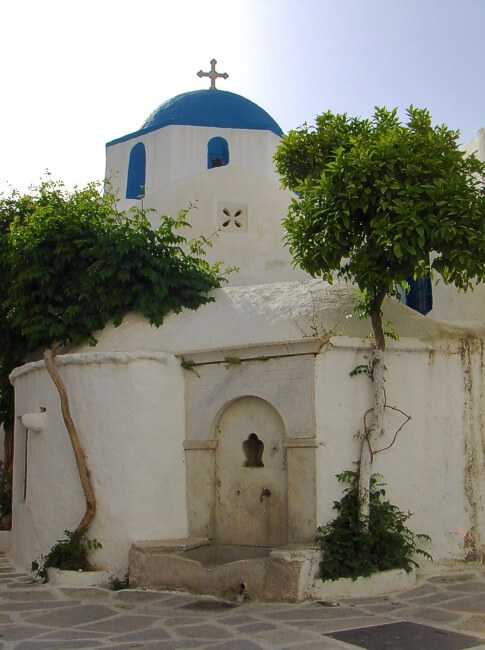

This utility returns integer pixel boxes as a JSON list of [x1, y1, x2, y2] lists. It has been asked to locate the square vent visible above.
[[217, 203, 248, 232]]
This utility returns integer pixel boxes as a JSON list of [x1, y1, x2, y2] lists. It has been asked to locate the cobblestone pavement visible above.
[[1, 552, 484, 649]]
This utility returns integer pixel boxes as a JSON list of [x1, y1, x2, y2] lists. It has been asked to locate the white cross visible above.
[[197, 59, 229, 90]]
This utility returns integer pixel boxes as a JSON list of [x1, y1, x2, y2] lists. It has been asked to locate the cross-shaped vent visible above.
[[218, 203, 248, 232]]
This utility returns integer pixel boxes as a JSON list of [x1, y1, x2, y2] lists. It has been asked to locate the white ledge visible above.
[[328, 336, 473, 353], [10, 351, 170, 383]]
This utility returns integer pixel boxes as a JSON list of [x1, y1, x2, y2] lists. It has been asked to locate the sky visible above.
[[0, 0, 483, 194]]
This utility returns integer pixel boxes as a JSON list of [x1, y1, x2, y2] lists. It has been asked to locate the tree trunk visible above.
[[43, 344, 96, 543], [1, 420, 14, 529], [358, 289, 387, 525]]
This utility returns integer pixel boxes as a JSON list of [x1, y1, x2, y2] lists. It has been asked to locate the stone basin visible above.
[[181, 543, 270, 567], [129, 538, 318, 601]]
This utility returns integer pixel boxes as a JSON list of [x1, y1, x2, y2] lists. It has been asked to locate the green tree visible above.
[[0, 179, 224, 539], [275, 106, 485, 522]]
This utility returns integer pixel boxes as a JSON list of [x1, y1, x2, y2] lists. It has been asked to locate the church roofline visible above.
[[106, 89, 284, 147], [106, 120, 283, 148]]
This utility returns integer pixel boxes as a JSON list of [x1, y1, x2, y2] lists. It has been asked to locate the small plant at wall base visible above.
[[317, 472, 432, 582], [31, 530, 102, 583]]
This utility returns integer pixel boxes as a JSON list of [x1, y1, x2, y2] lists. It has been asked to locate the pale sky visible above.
[[1, 0, 483, 194]]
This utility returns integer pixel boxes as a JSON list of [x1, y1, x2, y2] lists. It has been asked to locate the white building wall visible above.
[[428, 282, 485, 327], [10, 353, 187, 573], [8, 284, 483, 571], [105, 125, 309, 286], [428, 128, 485, 326], [463, 128, 485, 161], [315, 339, 484, 561], [106, 125, 283, 198]]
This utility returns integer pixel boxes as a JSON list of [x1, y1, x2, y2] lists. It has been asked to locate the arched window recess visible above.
[[207, 137, 229, 169], [126, 142, 146, 199]]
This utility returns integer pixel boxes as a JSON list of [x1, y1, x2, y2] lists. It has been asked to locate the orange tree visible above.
[[275, 107, 485, 522]]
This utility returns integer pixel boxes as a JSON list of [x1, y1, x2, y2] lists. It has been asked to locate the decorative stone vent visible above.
[[217, 203, 248, 232]]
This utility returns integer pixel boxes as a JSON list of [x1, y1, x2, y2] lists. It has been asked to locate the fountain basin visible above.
[[129, 538, 319, 601]]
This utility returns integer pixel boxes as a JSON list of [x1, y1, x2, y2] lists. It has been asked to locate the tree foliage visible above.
[[1, 179, 223, 355], [275, 106, 485, 326], [0, 178, 225, 529], [275, 106, 485, 529]]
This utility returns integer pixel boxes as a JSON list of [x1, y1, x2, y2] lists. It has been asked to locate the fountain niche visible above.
[[129, 397, 318, 601]]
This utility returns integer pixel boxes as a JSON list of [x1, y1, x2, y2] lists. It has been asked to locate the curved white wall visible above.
[[10, 353, 187, 573]]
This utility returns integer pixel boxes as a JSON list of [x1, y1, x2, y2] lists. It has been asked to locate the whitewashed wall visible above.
[[106, 125, 308, 286], [429, 283, 485, 327], [106, 126, 283, 198], [10, 353, 187, 573], [315, 338, 484, 561], [8, 283, 484, 573]]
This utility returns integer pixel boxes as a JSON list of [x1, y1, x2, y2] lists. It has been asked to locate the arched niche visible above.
[[207, 136, 229, 169], [183, 357, 317, 546], [214, 396, 288, 548], [126, 142, 146, 199]]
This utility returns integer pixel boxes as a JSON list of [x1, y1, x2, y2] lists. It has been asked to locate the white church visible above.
[[5, 61, 485, 599]]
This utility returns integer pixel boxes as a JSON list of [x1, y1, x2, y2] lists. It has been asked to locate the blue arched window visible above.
[[126, 142, 146, 199], [207, 137, 229, 169], [406, 276, 433, 315]]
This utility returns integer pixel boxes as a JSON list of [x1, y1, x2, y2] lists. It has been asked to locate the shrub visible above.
[[31, 530, 102, 583], [317, 471, 431, 581]]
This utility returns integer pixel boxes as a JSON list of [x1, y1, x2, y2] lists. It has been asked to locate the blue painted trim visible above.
[[405, 275, 433, 315], [107, 89, 283, 147], [126, 142, 146, 199]]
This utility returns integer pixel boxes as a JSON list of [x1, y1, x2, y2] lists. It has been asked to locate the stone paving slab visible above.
[[111, 628, 172, 643], [38, 630, 110, 640], [329, 621, 484, 650], [0, 552, 484, 649], [15, 641, 103, 649]]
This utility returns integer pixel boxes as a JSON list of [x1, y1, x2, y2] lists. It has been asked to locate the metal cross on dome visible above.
[[197, 59, 229, 90]]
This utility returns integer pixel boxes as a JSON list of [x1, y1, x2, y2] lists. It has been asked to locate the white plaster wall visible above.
[[314, 340, 484, 561], [106, 126, 283, 197], [428, 277, 485, 327], [69, 282, 480, 357], [9, 281, 484, 570], [10, 353, 187, 573], [463, 128, 485, 162], [427, 128, 485, 326], [141, 168, 305, 286], [106, 125, 308, 286]]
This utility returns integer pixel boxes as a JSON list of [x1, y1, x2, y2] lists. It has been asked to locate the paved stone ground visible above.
[[1, 552, 484, 649]]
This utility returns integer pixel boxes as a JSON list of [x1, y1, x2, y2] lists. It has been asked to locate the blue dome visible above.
[[107, 90, 283, 146]]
